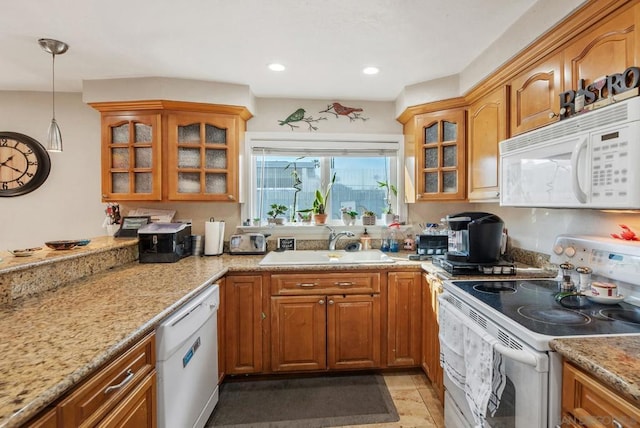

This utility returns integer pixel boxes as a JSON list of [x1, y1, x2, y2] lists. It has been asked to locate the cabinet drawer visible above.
[[271, 272, 380, 295], [562, 361, 640, 428], [59, 333, 155, 427]]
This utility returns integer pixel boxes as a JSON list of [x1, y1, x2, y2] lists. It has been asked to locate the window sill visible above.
[[236, 223, 414, 239]]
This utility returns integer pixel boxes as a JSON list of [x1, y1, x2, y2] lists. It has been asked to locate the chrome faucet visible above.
[[326, 225, 355, 250]]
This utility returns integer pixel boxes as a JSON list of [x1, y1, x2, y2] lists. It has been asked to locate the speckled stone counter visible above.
[[550, 337, 640, 405], [0, 237, 139, 304], [0, 247, 424, 428]]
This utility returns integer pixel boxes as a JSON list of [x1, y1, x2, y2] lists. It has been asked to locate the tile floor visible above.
[[342, 369, 445, 428]]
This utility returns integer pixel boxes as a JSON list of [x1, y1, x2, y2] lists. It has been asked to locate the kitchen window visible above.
[[242, 133, 404, 225]]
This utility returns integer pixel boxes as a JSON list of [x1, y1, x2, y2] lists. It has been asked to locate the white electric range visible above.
[[439, 235, 640, 428]]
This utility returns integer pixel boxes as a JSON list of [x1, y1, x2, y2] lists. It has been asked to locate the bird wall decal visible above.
[[320, 102, 369, 122], [278, 108, 327, 131]]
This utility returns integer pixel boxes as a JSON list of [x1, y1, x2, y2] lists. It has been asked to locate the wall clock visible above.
[[0, 132, 51, 197]]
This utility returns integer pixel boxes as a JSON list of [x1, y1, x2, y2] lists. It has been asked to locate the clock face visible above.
[[0, 132, 51, 197]]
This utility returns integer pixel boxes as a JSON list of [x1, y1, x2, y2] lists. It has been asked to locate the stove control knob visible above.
[[553, 244, 564, 255], [564, 246, 576, 257]]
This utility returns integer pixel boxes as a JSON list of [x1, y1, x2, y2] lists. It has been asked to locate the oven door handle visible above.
[[439, 293, 546, 371], [492, 342, 539, 368]]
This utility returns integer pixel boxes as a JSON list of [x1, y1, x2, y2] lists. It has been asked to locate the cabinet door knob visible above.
[[328, 299, 334, 305], [319, 299, 325, 305]]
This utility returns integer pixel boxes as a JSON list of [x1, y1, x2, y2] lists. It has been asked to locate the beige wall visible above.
[[1, 91, 105, 249]]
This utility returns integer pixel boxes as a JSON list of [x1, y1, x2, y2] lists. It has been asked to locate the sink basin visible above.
[[258, 249, 396, 266]]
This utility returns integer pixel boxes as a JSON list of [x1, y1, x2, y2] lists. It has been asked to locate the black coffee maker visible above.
[[444, 212, 504, 263]]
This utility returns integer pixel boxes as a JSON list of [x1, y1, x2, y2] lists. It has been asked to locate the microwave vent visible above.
[[501, 98, 636, 154]]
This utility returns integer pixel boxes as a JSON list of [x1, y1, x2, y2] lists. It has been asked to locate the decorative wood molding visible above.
[[89, 100, 253, 120], [396, 97, 466, 124]]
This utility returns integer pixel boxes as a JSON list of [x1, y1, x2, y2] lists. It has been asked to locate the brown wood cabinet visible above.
[[166, 111, 241, 201], [387, 271, 422, 367], [467, 86, 509, 201], [561, 361, 640, 428], [27, 333, 156, 428], [224, 274, 264, 374], [90, 100, 251, 202], [422, 272, 444, 403], [509, 52, 563, 136], [269, 271, 381, 372], [563, 7, 638, 100], [98, 113, 163, 201], [411, 107, 467, 201], [270, 294, 381, 372]]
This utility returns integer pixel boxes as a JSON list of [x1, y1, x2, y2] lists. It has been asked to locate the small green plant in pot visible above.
[[298, 172, 336, 225], [267, 204, 288, 225], [341, 207, 358, 226], [361, 208, 376, 226]]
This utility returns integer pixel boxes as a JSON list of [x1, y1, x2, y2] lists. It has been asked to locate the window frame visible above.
[[241, 132, 406, 226]]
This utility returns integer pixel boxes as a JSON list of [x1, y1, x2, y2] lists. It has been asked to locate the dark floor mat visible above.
[[206, 373, 399, 427]]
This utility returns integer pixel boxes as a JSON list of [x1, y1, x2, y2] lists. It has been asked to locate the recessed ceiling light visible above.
[[362, 66, 379, 75], [268, 63, 286, 72]]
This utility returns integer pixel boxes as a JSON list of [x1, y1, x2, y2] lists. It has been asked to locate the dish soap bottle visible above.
[[360, 228, 372, 250]]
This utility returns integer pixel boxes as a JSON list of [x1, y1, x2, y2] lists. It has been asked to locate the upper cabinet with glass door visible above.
[[414, 108, 466, 201], [166, 112, 239, 201], [100, 113, 162, 201], [91, 101, 251, 202]]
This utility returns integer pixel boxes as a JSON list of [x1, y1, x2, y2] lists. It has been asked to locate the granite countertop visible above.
[[0, 246, 423, 428], [550, 336, 640, 405]]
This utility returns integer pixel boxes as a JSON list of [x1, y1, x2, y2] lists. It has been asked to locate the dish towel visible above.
[[463, 323, 506, 427], [438, 297, 466, 389], [438, 295, 506, 428]]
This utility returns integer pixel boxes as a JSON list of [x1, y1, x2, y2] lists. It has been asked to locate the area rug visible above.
[[205, 372, 399, 427]]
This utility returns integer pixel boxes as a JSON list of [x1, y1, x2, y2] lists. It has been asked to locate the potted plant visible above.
[[361, 209, 376, 226], [299, 172, 336, 225], [267, 203, 288, 225], [341, 207, 358, 226], [297, 211, 312, 223], [378, 180, 398, 225]]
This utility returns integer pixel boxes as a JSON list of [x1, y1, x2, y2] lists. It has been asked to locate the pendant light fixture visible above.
[[38, 38, 69, 152]]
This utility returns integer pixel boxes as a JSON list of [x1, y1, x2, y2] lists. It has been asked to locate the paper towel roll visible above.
[[204, 221, 225, 255]]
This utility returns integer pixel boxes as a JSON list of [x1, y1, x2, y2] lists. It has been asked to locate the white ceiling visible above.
[[0, 0, 543, 101]]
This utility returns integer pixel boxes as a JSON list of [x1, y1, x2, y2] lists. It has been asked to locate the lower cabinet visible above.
[[271, 294, 381, 371], [224, 274, 265, 374], [387, 271, 422, 367], [27, 333, 156, 428], [422, 272, 444, 402], [561, 361, 640, 428]]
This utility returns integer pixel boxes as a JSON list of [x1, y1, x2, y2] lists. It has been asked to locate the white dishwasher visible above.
[[156, 283, 220, 428]]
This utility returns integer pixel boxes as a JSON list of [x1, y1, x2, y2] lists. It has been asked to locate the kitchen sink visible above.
[[258, 249, 396, 266]]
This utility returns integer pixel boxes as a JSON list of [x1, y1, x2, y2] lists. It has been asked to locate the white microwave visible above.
[[499, 97, 640, 209]]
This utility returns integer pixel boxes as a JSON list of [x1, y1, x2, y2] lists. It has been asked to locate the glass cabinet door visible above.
[[102, 114, 162, 201], [167, 112, 238, 201], [415, 108, 466, 201]]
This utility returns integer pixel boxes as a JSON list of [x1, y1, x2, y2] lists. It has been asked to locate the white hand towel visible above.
[[463, 324, 497, 427], [438, 296, 466, 389]]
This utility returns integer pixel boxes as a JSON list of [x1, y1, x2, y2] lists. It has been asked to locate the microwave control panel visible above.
[[590, 124, 632, 203]]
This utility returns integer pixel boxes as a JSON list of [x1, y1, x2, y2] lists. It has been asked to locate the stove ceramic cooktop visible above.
[[448, 279, 640, 337]]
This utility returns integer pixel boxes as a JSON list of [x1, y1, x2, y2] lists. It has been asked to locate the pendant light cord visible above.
[[51, 53, 56, 120]]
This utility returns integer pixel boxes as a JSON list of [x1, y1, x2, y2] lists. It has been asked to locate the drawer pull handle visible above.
[[104, 369, 134, 394], [334, 281, 354, 286], [298, 283, 317, 287]]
